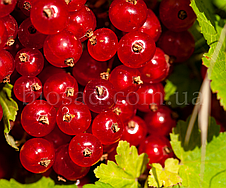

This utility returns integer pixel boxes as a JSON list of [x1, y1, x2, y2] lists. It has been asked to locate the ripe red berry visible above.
[[69, 133, 103, 167], [92, 111, 123, 145], [43, 30, 83, 68], [121, 116, 147, 146], [21, 100, 56, 137], [15, 48, 44, 76], [138, 135, 174, 168], [138, 47, 170, 83], [159, 0, 196, 32], [66, 0, 87, 12], [43, 72, 78, 107], [83, 79, 116, 113], [18, 0, 37, 16], [13, 76, 42, 103], [87, 28, 118, 61], [0, 19, 8, 50], [30, 0, 69, 34], [66, 6, 96, 42], [109, 0, 148, 32], [117, 31, 156, 68], [20, 138, 55, 173], [157, 30, 195, 63], [138, 9, 161, 42], [0, 0, 17, 18], [56, 101, 92, 135], [53, 144, 90, 181]]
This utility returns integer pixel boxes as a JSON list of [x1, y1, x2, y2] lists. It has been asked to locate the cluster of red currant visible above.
[[0, 0, 196, 183]]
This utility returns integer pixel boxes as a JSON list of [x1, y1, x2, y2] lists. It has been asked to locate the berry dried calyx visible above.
[[6, 37, 15, 46], [126, 0, 137, 5], [38, 158, 51, 167], [64, 58, 75, 67], [65, 87, 74, 97], [86, 29, 97, 45], [95, 86, 104, 96], [178, 10, 187, 20], [43, 8, 53, 18], [38, 115, 49, 125], [111, 123, 120, 133], [31, 83, 41, 91], [128, 120, 136, 129], [132, 42, 143, 53], [150, 103, 158, 112], [133, 76, 143, 85], [112, 107, 122, 116], [65, 0, 71, 5], [83, 148, 93, 157], [19, 53, 29, 62], [63, 113, 75, 122], [163, 146, 172, 155], [3, 0, 12, 5], [23, 1, 31, 11]]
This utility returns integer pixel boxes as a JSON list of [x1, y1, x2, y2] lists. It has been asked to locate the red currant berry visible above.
[[0, 0, 17, 18], [30, 0, 69, 35], [18, 0, 37, 16], [138, 47, 170, 83], [83, 79, 116, 113], [44, 126, 72, 149], [92, 111, 123, 145], [87, 28, 118, 61], [21, 100, 56, 137], [66, 0, 86, 12], [137, 9, 161, 42], [13, 76, 42, 103], [109, 0, 148, 32], [56, 101, 91, 135], [0, 19, 8, 50], [18, 18, 47, 49], [72, 49, 107, 86], [138, 135, 174, 168], [136, 82, 165, 112], [1, 15, 18, 47], [109, 65, 143, 97], [111, 96, 136, 123], [121, 116, 147, 146], [159, 0, 196, 32], [44, 30, 83, 68], [144, 105, 176, 136], [117, 31, 156, 68], [157, 30, 195, 63], [15, 48, 44, 76], [0, 49, 14, 82], [43, 72, 78, 107], [53, 144, 90, 181], [66, 6, 96, 42], [20, 138, 55, 173], [69, 133, 103, 167]]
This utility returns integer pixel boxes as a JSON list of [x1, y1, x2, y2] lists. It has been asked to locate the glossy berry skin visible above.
[[67, 6, 96, 42], [56, 101, 91, 135], [121, 116, 147, 146], [117, 31, 156, 68], [109, 65, 143, 97], [92, 112, 123, 145], [20, 138, 55, 173], [67, 0, 86, 12], [13, 76, 42, 103], [0, 104, 3, 121], [0, 20, 8, 50], [18, 18, 47, 49], [21, 100, 56, 137], [1, 15, 18, 46], [69, 133, 103, 167], [18, 0, 38, 16], [43, 73, 78, 107], [83, 79, 116, 113], [87, 28, 118, 61], [109, 0, 148, 32], [15, 48, 44, 76], [72, 49, 107, 86], [111, 96, 136, 123], [138, 47, 170, 83], [0, 0, 17, 18], [44, 126, 72, 149], [144, 105, 176, 136], [30, 0, 69, 35], [53, 144, 90, 181], [138, 135, 174, 168], [136, 83, 165, 112], [0, 49, 14, 82], [137, 9, 161, 42], [43, 30, 83, 68], [159, 0, 196, 32], [157, 30, 195, 63]]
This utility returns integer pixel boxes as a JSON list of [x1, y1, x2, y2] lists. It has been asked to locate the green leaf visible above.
[[0, 177, 77, 188], [191, 0, 226, 110], [164, 63, 201, 108], [170, 117, 226, 188], [83, 181, 114, 188], [94, 141, 149, 188], [148, 158, 182, 188], [0, 83, 19, 150]]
